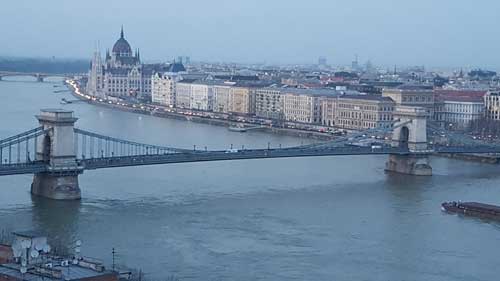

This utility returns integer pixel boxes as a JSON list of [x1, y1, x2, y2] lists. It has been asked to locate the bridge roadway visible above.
[[1, 145, 499, 177], [0, 71, 74, 81]]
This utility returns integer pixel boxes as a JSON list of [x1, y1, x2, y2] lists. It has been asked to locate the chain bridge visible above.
[[2, 108, 500, 200]]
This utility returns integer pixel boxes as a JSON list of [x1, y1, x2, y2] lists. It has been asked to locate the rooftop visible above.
[[339, 94, 394, 102], [435, 90, 486, 103], [279, 87, 344, 97], [0, 262, 116, 281]]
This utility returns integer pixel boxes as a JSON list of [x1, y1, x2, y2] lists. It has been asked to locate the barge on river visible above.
[[441, 201, 500, 220]]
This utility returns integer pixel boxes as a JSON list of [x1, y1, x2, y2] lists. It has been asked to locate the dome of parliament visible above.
[[112, 27, 132, 55]]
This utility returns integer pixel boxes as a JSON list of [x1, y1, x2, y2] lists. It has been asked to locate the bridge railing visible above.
[[0, 127, 48, 165], [73, 128, 195, 160]]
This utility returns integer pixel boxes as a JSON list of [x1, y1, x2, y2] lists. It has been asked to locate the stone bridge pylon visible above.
[[31, 109, 82, 200], [385, 106, 432, 176]]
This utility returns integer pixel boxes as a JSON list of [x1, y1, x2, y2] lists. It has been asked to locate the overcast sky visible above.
[[1, 0, 498, 68]]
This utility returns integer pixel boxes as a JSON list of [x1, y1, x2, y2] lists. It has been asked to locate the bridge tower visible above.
[[385, 106, 432, 176], [31, 109, 82, 200]]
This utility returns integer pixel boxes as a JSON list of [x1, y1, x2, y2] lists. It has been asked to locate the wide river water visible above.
[[1, 77, 500, 281]]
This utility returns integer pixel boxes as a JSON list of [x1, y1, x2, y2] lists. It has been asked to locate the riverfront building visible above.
[[174, 80, 255, 115], [485, 90, 500, 120], [213, 83, 234, 113], [281, 88, 335, 124], [151, 63, 187, 107], [255, 88, 284, 120], [434, 90, 486, 129], [175, 80, 194, 109], [382, 86, 434, 118], [335, 95, 395, 130], [87, 27, 170, 100], [231, 86, 254, 115], [321, 97, 337, 127]]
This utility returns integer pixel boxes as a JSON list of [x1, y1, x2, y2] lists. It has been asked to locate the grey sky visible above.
[[1, 0, 498, 68]]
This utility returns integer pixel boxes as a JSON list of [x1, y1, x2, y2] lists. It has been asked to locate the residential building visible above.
[[336, 95, 395, 130], [151, 74, 177, 106], [151, 63, 187, 107], [282, 92, 317, 123], [255, 88, 284, 120], [175, 81, 214, 111], [175, 80, 194, 109], [321, 96, 337, 127], [230, 86, 253, 115], [281, 88, 336, 124], [485, 90, 500, 120], [213, 84, 233, 113]]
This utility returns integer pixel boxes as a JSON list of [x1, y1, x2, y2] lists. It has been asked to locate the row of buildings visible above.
[[151, 78, 432, 130], [87, 28, 500, 132], [152, 78, 499, 131]]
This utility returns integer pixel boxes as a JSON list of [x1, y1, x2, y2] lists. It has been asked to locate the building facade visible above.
[[336, 96, 395, 130], [230, 87, 253, 115], [151, 73, 178, 106], [255, 88, 284, 120], [213, 84, 233, 113], [382, 87, 434, 118], [281, 89, 329, 124], [282, 93, 316, 123], [175, 81, 194, 109], [434, 90, 486, 129], [190, 83, 214, 111], [485, 90, 500, 120], [151, 63, 187, 107], [321, 96, 338, 127], [87, 27, 168, 100]]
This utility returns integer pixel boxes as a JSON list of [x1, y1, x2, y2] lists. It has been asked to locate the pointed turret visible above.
[[120, 25, 124, 38]]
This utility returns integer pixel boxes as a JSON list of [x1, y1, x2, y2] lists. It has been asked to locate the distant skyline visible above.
[[1, 0, 499, 69]]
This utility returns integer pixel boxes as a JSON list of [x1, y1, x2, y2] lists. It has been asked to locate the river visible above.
[[1, 77, 500, 281]]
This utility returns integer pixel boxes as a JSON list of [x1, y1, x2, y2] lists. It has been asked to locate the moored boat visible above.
[[228, 126, 247, 132], [441, 201, 500, 220]]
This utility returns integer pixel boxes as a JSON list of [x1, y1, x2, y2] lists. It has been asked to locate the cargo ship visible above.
[[441, 201, 500, 220]]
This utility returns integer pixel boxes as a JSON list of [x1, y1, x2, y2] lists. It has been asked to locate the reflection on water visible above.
[[31, 196, 81, 254], [1, 78, 500, 280]]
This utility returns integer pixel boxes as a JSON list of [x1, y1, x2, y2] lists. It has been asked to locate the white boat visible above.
[[228, 126, 247, 132]]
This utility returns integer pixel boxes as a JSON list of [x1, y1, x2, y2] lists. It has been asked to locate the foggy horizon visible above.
[[1, 0, 499, 69]]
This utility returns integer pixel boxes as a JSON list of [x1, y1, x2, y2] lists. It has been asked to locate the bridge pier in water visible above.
[[385, 106, 432, 176], [31, 109, 82, 200], [36, 74, 44, 82]]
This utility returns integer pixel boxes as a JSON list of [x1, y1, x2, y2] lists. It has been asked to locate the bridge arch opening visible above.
[[41, 134, 52, 162], [399, 126, 410, 149]]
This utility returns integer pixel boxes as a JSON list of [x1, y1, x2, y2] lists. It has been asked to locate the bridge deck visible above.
[[77, 146, 410, 170], [1, 145, 500, 176]]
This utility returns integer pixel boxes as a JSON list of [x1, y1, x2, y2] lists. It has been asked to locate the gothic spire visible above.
[[120, 25, 124, 39]]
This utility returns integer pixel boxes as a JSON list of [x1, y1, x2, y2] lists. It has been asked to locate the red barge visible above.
[[441, 201, 500, 220]]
